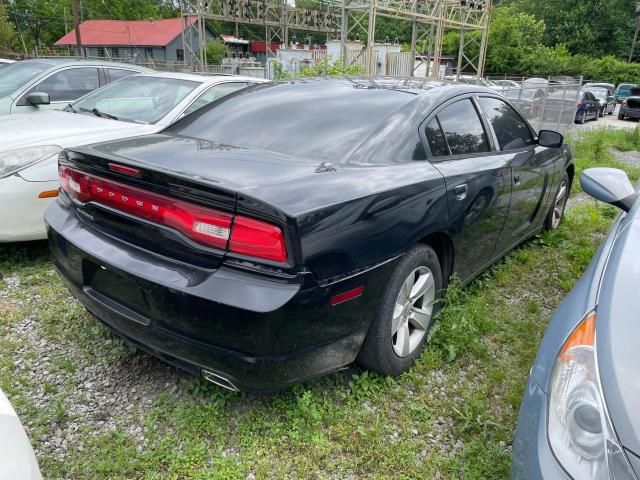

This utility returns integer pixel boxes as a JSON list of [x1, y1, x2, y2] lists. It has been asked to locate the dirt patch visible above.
[[610, 147, 640, 168]]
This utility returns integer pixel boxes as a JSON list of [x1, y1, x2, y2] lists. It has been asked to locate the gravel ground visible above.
[[610, 146, 640, 167], [571, 104, 638, 132]]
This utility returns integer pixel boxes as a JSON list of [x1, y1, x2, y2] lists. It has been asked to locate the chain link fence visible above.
[[486, 76, 583, 133]]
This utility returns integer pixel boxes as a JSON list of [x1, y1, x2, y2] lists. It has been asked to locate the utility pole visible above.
[[71, 0, 84, 58], [629, 2, 640, 62]]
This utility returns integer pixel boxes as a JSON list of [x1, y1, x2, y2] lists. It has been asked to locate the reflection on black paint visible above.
[[437, 99, 489, 155]]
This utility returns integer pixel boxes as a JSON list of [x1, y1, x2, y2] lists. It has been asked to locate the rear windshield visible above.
[[0, 61, 53, 99], [619, 84, 635, 90], [167, 81, 414, 160]]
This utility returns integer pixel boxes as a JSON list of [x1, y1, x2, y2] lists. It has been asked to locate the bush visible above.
[[205, 39, 226, 65], [272, 56, 365, 80]]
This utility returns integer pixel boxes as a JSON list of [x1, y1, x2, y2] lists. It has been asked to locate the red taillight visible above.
[[58, 165, 287, 261], [230, 216, 287, 262], [622, 100, 628, 107]]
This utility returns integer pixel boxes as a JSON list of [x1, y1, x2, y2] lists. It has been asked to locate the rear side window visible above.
[[430, 99, 490, 156], [425, 118, 449, 156], [478, 97, 534, 151], [107, 68, 139, 83]]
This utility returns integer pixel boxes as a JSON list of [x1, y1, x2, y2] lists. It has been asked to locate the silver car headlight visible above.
[[548, 311, 637, 479], [0, 145, 62, 179]]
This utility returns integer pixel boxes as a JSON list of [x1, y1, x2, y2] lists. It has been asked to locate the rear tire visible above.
[[357, 245, 443, 376], [619, 113, 625, 120], [544, 171, 570, 231], [577, 111, 586, 124]]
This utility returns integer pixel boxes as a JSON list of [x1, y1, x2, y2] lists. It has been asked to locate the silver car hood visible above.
[[596, 202, 640, 457], [0, 110, 159, 151], [0, 390, 41, 480]]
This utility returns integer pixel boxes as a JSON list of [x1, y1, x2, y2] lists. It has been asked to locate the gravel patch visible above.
[[566, 191, 593, 210], [610, 147, 640, 168], [7, 304, 190, 462]]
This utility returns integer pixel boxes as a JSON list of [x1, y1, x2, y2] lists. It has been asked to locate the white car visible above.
[[0, 72, 266, 242], [0, 389, 42, 479]]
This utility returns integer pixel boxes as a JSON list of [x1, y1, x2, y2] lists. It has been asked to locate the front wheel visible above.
[[544, 172, 570, 230], [357, 245, 443, 376]]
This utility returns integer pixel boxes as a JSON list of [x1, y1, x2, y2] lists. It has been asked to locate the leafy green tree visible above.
[[505, 0, 635, 59], [0, 5, 18, 52], [206, 38, 227, 64], [485, 7, 544, 74]]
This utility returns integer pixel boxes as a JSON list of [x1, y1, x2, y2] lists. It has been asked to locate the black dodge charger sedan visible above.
[[45, 78, 574, 392]]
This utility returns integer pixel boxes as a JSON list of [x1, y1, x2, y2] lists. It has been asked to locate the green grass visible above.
[[0, 127, 634, 479]]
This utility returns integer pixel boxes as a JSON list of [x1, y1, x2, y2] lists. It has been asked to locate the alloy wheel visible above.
[[391, 266, 435, 358], [552, 179, 568, 229]]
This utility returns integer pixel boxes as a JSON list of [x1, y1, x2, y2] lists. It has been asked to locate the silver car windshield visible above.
[[0, 61, 53, 99], [71, 76, 201, 124], [590, 89, 608, 101]]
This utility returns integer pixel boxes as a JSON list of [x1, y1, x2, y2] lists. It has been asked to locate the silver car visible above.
[[512, 168, 640, 479], [0, 58, 151, 115], [0, 72, 266, 241]]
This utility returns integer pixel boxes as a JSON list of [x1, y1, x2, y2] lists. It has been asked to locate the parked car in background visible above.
[[615, 83, 637, 103], [541, 89, 583, 125], [583, 82, 615, 95], [512, 167, 640, 479], [575, 90, 600, 124], [618, 87, 640, 121], [487, 79, 520, 93], [588, 87, 616, 116], [0, 72, 265, 242], [0, 58, 16, 67], [0, 389, 41, 479], [444, 74, 489, 86], [504, 87, 546, 120], [45, 78, 573, 392], [0, 58, 152, 116]]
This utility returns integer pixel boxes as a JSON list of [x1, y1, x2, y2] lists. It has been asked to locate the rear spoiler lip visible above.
[[64, 147, 241, 198]]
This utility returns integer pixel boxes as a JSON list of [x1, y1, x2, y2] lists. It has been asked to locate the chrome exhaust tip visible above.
[[201, 369, 240, 392]]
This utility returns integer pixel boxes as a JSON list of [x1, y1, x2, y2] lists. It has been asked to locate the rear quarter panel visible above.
[[285, 162, 449, 281]]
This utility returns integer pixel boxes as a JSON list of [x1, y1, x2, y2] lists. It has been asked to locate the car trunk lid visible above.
[[61, 134, 323, 270]]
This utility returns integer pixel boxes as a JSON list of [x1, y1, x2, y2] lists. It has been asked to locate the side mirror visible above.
[[538, 130, 563, 148], [580, 167, 637, 212], [26, 92, 50, 106]]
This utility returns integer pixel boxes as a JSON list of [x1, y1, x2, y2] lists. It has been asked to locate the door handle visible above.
[[454, 184, 468, 201], [514, 174, 521, 185]]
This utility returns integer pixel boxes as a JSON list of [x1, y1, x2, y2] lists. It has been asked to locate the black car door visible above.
[[423, 96, 512, 282], [476, 96, 560, 253], [584, 91, 598, 118]]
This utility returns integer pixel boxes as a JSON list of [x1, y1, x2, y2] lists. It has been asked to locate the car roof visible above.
[[14, 57, 152, 71], [274, 76, 496, 97], [134, 71, 267, 84]]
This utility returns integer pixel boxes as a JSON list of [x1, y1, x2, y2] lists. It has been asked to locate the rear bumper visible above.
[[45, 200, 394, 392], [511, 377, 571, 479], [619, 108, 640, 119]]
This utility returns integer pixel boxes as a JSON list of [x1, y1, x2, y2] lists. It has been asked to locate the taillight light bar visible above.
[[59, 165, 287, 262]]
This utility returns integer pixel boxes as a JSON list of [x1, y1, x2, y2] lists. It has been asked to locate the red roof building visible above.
[[54, 18, 216, 64]]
